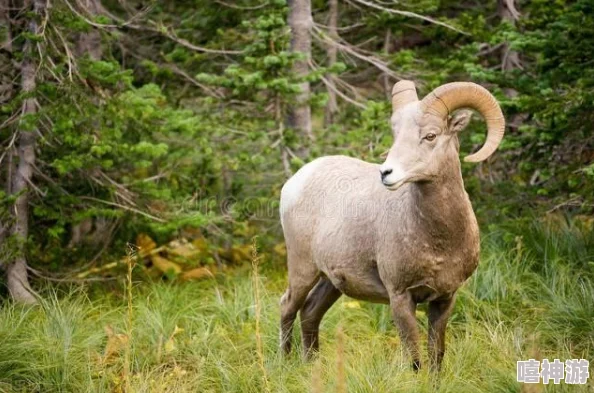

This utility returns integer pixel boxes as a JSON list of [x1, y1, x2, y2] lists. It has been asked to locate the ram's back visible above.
[[280, 155, 386, 227]]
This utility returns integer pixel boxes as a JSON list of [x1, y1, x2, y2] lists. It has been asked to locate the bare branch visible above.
[[79, 196, 166, 223], [162, 63, 224, 98], [310, 58, 366, 109], [28, 266, 119, 282], [0, 111, 20, 132], [333, 75, 365, 100], [0, 132, 18, 170], [51, 26, 77, 81], [62, 0, 243, 55], [345, 0, 468, 35], [214, 0, 269, 10], [319, 72, 366, 109], [62, 0, 120, 28], [312, 25, 402, 80], [147, 23, 244, 55], [315, 21, 365, 33], [478, 42, 505, 56], [31, 163, 70, 195]]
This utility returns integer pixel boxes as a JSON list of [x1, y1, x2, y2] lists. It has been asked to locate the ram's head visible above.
[[379, 81, 505, 190]]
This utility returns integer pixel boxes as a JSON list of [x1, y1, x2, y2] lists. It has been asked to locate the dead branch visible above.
[[27, 266, 119, 283], [315, 21, 365, 33], [345, 0, 468, 35], [312, 25, 401, 80], [162, 63, 224, 98], [318, 71, 366, 109], [214, 0, 269, 10], [79, 196, 166, 223], [62, 0, 243, 55]]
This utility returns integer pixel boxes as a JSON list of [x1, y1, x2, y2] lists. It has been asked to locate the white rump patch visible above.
[[280, 159, 323, 227]]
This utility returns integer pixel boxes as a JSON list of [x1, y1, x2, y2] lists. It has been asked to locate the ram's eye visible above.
[[424, 133, 436, 141]]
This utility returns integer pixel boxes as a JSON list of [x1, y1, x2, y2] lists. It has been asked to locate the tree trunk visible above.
[[498, 0, 521, 73], [324, 0, 338, 126], [67, 0, 108, 248], [0, 0, 14, 106], [0, 0, 14, 266], [6, 0, 46, 304], [498, 0, 525, 130], [287, 0, 313, 156], [276, 95, 292, 177], [382, 29, 391, 99], [74, 0, 103, 60]]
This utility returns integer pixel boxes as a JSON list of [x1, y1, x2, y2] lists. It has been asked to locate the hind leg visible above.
[[300, 276, 342, 358], [428, 293, 456, 371], [280, 254, 319, 355]]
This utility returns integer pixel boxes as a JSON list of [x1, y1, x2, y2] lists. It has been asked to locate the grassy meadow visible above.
[[0, 219, 593, 392]]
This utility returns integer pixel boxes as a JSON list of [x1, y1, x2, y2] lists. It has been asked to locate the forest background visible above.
[[0, 0, 593, 391]]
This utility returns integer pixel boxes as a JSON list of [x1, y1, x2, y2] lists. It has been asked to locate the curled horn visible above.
[[420, 82, 505, 162], [392, 80, 418, 112]]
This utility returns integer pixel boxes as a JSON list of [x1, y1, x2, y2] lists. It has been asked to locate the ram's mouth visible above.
[[383, 177, 408, 191]]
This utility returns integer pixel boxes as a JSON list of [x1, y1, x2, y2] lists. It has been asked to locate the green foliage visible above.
[[1, 0, 593, 272]]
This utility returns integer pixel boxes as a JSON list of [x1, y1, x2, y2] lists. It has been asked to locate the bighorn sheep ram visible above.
[[279, 80, 505, 370]]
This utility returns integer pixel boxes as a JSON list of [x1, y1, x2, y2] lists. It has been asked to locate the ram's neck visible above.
[[409, 163, 477, 244]]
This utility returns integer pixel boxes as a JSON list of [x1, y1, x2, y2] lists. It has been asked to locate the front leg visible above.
[[428, 293, 456, 371], [389, 291, 421, 371]]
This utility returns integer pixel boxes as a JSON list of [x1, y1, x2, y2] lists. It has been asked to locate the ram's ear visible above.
[[448, 110, 473, 133]]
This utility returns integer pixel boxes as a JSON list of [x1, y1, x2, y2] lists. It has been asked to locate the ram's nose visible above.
[[379, 167, 393, 183]]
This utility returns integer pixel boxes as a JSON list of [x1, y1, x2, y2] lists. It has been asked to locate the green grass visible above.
[[1, 220, 593, 392]]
